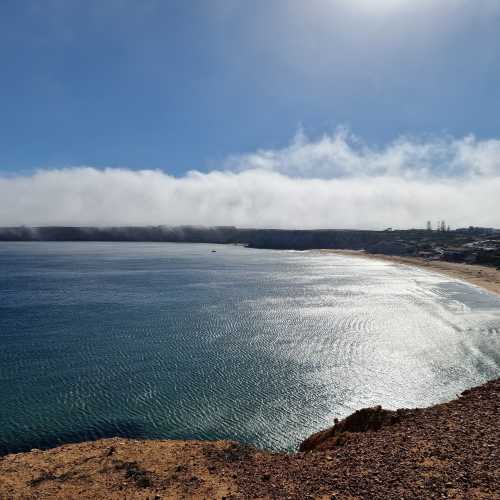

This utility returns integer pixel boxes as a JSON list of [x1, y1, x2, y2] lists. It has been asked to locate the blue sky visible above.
[[2, 1, 500, 228], [2, 0, 500, 175]]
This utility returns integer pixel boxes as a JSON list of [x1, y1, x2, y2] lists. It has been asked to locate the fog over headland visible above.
[[2, 129, 500, 229]]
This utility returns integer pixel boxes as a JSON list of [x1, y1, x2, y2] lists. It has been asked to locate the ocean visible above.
[[1, 242, 499, 455]]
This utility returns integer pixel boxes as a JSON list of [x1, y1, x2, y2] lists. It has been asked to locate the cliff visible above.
[[0, 225, 477, 250], [1, 378, 498, 499]]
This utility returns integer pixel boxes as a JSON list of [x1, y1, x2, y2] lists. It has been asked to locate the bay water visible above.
[[1, 242, 499, 454]]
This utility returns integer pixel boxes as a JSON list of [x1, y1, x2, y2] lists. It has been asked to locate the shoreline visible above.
[[321, 249, 500, 297], [1, 378, 498, 498], [1, 247, 499, 498]]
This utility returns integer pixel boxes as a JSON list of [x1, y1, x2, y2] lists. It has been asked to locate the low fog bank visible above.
[[1, 130, 500, 229], [1, 168, 500, 229]]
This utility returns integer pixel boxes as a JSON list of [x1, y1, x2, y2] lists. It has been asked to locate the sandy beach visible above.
[[322, 249, 500, 297]]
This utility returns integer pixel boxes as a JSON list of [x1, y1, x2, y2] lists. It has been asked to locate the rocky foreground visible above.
[[1, 379, 499, 499]]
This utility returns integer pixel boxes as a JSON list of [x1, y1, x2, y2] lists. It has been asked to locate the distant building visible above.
[[456, 227, 497, 235]]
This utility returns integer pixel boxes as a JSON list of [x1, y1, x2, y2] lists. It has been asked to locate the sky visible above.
[[1, 0, 500, 228]]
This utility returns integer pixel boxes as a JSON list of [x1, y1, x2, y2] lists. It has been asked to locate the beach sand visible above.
[[321, 249, 500, 297]]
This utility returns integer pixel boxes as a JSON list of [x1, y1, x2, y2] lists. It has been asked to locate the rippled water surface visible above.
[[1, 242, 499, 454]]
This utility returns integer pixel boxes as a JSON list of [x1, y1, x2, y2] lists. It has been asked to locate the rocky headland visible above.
[[1, 378, 499, 499]]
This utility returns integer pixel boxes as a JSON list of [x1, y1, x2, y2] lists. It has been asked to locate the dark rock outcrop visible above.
[[299, 405, 402, 451]]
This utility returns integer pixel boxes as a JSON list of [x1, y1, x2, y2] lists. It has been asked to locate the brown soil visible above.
[[1, 379, 499, 499], [321, 249, 500, 297]]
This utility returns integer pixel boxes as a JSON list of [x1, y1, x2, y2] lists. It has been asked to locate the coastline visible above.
[[321, 249, 500, 297], [1, 247, 499, 498], [1, 378, 498, 499]]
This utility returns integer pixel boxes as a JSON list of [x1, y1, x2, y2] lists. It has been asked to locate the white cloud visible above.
[[225, 128, 500, 179], [1, 130, 500, 229]]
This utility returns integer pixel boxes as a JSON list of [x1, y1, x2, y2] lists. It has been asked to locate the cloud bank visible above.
[[2, 130, 500, 229]]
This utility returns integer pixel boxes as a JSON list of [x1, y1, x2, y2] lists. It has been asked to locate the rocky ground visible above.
[[1, 379, 499, 499]]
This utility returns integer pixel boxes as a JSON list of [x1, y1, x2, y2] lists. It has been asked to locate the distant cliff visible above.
[[0, 225, 459, 250], [0, 226, 249, 244]]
